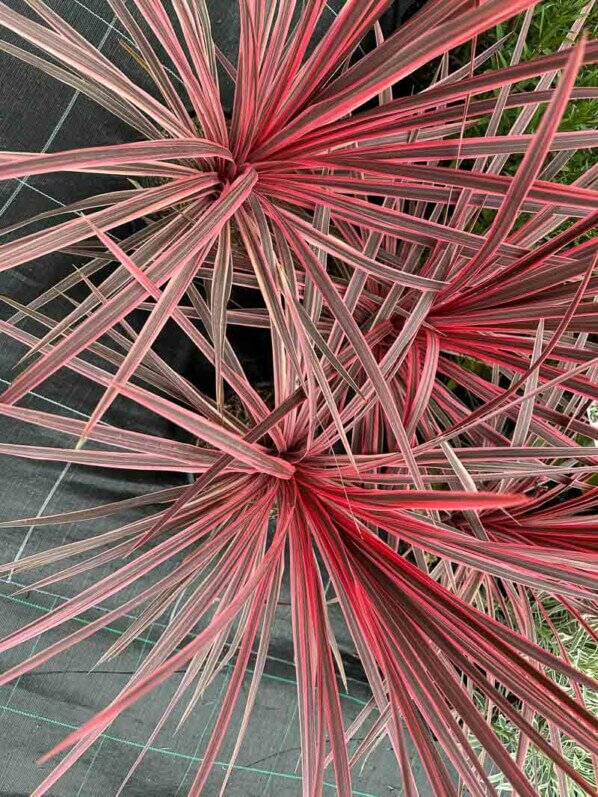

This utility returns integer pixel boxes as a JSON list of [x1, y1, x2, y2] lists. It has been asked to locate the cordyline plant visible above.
[[0, 0, 596, 794]]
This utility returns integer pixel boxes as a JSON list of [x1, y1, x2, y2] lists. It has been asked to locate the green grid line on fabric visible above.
[[0, 589, 368, 706], [0, 585, 381, 794], [0, 704, 378, 797]]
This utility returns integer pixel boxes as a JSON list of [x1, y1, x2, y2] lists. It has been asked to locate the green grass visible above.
[[458, 0, 597, 240], [485, 0, 597, 183]]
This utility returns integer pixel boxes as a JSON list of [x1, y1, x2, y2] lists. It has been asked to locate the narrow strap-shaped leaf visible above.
[[269, 205, 424, 488], [210, 224, 233, 410], [0, 139, 230, 181]]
